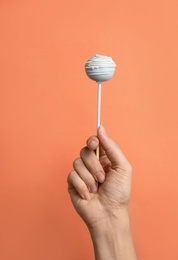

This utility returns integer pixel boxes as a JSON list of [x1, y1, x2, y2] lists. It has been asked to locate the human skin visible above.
[[67, 125, 137, 260]]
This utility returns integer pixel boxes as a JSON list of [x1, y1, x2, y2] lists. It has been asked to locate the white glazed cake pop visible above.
[[85, 54, 116, 82], [85, 54, 116, 159]]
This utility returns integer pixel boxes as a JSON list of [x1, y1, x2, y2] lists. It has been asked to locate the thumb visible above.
[[98, 125, 130, 170]]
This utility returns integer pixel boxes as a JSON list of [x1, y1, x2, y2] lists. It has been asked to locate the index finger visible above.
[[86, 135, 106, 157]]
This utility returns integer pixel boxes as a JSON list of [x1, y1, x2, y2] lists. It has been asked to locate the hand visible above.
[[67, 125, 133, 229]]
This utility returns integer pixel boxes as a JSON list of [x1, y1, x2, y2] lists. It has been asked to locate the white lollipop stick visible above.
[[96, 82, 102, 159], [85, 54, 116, 159]]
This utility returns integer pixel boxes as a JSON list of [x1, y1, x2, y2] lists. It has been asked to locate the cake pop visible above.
[[85, 54, 116, 82], [85, 54, 116, 158]]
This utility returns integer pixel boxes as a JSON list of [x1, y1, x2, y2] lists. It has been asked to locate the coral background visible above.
[[0, 0, 178, 259]]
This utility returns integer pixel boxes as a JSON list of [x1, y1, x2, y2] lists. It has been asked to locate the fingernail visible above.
[[88, 140, 96, 148], [89, 182, 98, 193], [96, 172, 105, 183], [99, 125, 108, 137], [83, 191, 91, 200]]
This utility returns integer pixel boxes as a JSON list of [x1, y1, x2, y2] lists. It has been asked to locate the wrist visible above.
[[89, 207, 130, 239], [88, 208, 137, 260]]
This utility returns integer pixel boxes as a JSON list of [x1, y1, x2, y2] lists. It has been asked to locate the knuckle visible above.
[[67, 170, 75, 183], [73, 158, 81, 169], [80, 146, 88, 157]]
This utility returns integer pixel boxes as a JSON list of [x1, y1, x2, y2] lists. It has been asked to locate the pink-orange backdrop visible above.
[[0, 0, 178, 259]]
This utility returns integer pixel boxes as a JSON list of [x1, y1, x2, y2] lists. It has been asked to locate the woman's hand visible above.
[[67, 125, 132, 229]]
